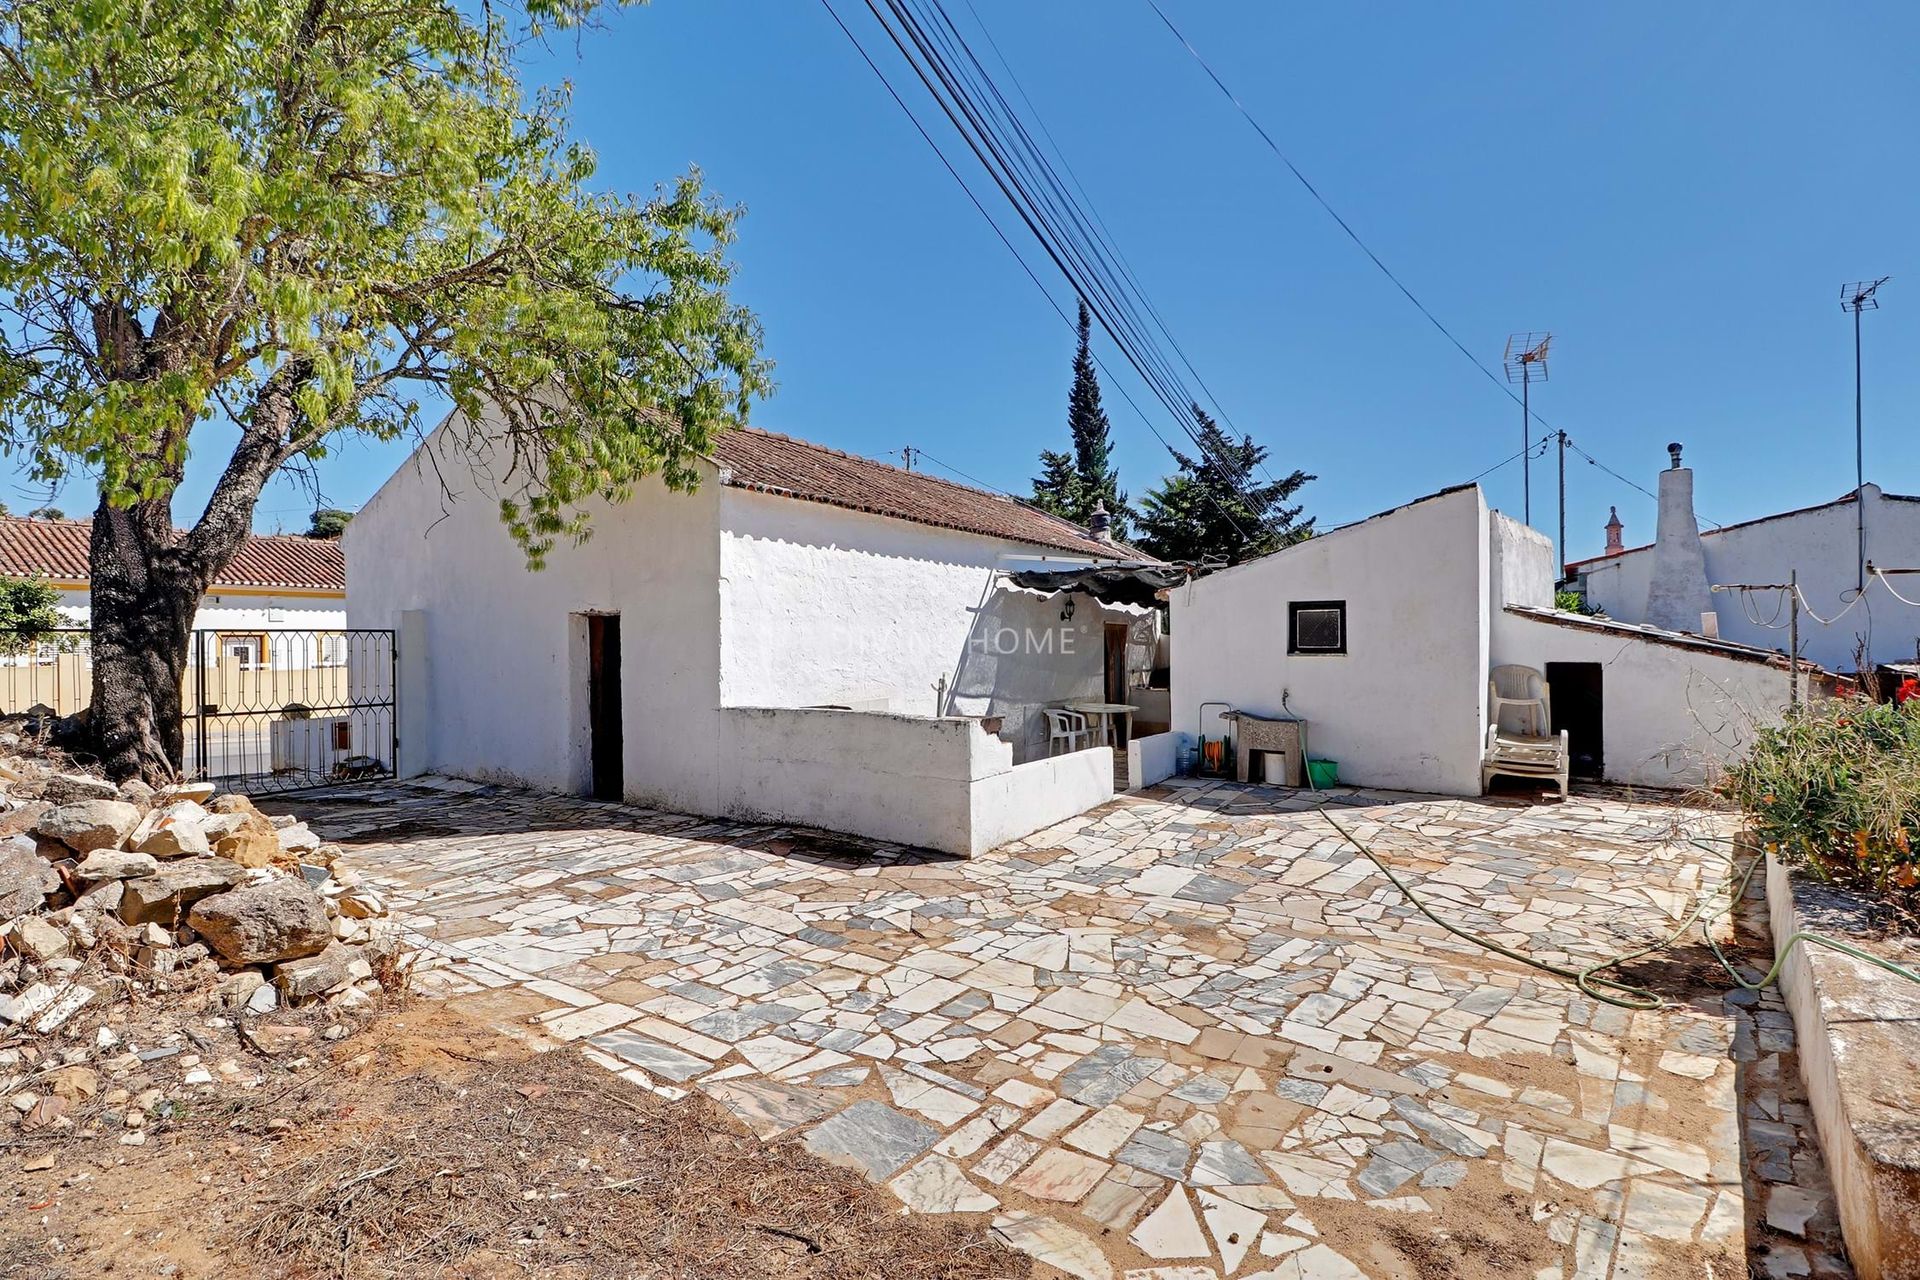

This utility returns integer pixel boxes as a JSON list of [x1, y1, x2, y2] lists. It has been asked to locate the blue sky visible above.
[[17, 2, 1918, 563]]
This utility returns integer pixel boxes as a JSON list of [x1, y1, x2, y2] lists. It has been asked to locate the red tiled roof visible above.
[[0, 516, 344, 592], [710, 427, 1146, 561]]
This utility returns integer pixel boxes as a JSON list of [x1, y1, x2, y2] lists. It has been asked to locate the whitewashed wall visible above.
[[717, 486, 1143, 762], [51, 587, 343, 656], [1171, 485, 1491, 795], [719, 706, 1113, 855], [1578, 486, 1920, 673], [345, 416, 727, 815], [1492, 609, 1794, 789]]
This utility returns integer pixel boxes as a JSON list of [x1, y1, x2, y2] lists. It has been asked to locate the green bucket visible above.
[[1306, 758, 1340, 789]]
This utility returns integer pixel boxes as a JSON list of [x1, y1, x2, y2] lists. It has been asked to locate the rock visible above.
[[34, 800, 142, 855], [117, 779, 156, 807], [337, 888, 386, 919], [73, 880, 124, 914], [187, 879, 332, 965], [47, 1065, 98, 1103], [74, 849, 159, 882], [116, 858, 246, 926], [276, 822, 321, 856], [8, 916, 68, 962], [213, 968, 266, 1009], [246, 983, 279, 1015], [0, 839, 57, 917], [0, 801, 51, 838], [211, 813, 282, 869], [247, 1023, 312, 1054], [135, 811, 211, 859], [40, 773, 118, 805], [274, 942, 362, 1001], [208, 793, 260, 816], [155, 781, 216, 805]]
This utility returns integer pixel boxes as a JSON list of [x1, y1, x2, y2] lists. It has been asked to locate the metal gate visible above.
[[0, 627, 396, 795], [187, 628, 397, 794]]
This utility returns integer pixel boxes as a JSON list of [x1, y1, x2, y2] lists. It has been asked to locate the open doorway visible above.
[[1103, 622, 1129, 746], [1546, 661, 1604, 780], [586, 614, 623, 801]]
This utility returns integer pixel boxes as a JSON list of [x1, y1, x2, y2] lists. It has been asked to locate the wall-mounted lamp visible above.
[[1060, 595, 1076, 622]]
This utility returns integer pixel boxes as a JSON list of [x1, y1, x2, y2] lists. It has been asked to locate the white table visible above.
[[1067, 700, 1138, 748]]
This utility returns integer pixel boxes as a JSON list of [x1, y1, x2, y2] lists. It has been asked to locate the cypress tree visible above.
[[1030, 300, 1128, 537]]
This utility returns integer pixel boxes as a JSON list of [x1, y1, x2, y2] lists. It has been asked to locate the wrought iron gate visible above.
[[186, 628, 397, 794]]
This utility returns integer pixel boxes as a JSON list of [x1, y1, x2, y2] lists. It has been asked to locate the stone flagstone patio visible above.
[[280, 776, 1850, 1280]]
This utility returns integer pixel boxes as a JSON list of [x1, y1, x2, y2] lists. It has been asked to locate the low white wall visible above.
[[718, 706, 1113, 856], [1493, 608, 1794, 789], [1171, 485, 1491, 795], [1126, 730, 1179, 791]]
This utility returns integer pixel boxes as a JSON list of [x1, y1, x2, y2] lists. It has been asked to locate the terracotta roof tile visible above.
[[0, 516, 344, 592], [710, 427, 1148, 561]]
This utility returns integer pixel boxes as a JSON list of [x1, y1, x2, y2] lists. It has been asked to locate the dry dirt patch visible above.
[[2, 1005, 1023, 1280]]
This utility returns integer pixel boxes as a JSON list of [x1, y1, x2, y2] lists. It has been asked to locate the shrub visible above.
[[1720, 696, 1920, 900]]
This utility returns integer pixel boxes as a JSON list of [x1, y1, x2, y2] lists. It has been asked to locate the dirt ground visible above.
[[0, 1003, 1025, 1280]]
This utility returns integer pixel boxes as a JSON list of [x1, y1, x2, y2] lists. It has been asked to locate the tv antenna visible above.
[[1503, 332, 1552, 525], [1841, 278, 1888, 590]]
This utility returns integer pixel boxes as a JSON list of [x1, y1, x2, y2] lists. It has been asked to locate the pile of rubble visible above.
[[0, 757, 398, 1041]]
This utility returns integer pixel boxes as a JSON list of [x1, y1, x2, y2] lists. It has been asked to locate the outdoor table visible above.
[[1066, 700, 1138, 747]]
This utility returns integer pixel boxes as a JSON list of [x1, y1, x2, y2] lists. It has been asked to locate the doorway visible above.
[[1103, 623, 1129, 745], [1545, 661, 1604, 780], [587, 614, 623, 802]]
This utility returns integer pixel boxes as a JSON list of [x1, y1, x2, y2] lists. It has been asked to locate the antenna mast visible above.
[[1503, 332, 1552, 526], [1841, 278, 1888, 591]]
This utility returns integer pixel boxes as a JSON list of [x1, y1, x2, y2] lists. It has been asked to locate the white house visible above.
[[1170, 483, 1808, 794], [1566, 449, 1920, 675], [0, 515, 346, 659], [346, 414, 1166, 855]]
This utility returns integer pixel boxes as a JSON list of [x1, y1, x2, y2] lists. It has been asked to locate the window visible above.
[[221, 634, 266, 669], [315, 633, 348, 667], [1288, 601, 1346, 655]]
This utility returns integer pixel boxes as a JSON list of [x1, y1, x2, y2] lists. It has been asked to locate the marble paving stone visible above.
[[800, 1100, 938, 1179], [889, 1154, 999, 1214], [1008, 1147, 1111, 1203], [993, 1211, 1114, 1280], [586, 1030, 711, 1082], [1130, 1187, 1211, 1260], [1117, 1129, 1192, 1181]]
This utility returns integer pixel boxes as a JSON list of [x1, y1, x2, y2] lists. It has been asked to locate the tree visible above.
[[1030, 301, 1126, 537], [27, 507, 64, 521], [305, 508, 353, 539], [0, 577, 68, 655], [0, 0, 769, 781], [1135, 406, 1313, 565]]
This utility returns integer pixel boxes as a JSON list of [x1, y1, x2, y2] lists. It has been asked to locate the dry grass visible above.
[[236, 1043, 1021, 1280]]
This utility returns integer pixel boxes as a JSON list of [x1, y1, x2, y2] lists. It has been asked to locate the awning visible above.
[[1005, 564, 1186, 609]]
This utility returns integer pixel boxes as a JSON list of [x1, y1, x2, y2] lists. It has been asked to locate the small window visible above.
[[1288, 601, 1346, 655]]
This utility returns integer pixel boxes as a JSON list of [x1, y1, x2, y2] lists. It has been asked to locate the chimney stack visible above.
[[1088, 499, 1113, 543], [1603, 506, 1624, 556], [1644, 442, 1712, 632]]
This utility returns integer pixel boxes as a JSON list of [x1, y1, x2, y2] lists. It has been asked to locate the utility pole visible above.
[[1503, 333, 1552, 527], [1556, 430, 1568, 582], [901, 445, 918, 472], [1842, 278, 1888, 591]]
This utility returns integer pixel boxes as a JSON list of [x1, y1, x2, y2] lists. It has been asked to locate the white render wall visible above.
[[1171, 485, 1491, 795], [52, 587, 344, 656], [1578, 485, 1920, 673], [344, 418, 727, 815], [1492, 609, 1794, 789], [717, 485, 1145, 763]]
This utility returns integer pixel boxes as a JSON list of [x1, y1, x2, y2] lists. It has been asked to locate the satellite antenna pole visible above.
[[1841, 278, 1888, 592], [1504, 332, 1553, 528]]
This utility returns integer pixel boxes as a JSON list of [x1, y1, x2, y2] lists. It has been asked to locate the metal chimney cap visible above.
[[1666, 442, 1684, 469]]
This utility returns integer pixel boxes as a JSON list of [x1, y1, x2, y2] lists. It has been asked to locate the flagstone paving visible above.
[[284, 776, 1853, 1279]]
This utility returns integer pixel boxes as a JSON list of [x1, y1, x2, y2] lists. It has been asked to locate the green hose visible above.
[[1294, 769, 1920, 1011]]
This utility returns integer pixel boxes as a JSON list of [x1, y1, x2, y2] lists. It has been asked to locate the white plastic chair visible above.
[[1488, 664, 1551, 737], [1482, 665, 1569, 799], [1045, 708, 1090, 756]]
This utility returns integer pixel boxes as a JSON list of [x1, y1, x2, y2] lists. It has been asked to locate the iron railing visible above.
[[0, 627, 396, 794]]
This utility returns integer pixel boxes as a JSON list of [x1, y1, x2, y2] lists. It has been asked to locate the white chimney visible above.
[[1644, 442, 1712, 633]]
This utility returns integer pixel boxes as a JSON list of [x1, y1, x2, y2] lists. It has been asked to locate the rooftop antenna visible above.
[[1503, 332, 1552, 526], [1841, 278, 1888, 591]]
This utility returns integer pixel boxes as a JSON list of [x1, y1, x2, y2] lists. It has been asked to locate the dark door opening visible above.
[[1546, 661, 1604, 780], [1103, 623, 1129, 746], [587, 614, 623, 802]]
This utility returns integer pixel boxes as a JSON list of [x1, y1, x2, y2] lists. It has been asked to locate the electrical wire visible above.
[[1871, 569, 1920, 610], [1792, 583, 1866, 627], [1463, 434, 1553, 487]]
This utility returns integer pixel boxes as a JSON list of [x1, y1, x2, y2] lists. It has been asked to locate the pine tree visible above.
[[1030, 300, 1128, 537], [1136, 406, 1313, 565]]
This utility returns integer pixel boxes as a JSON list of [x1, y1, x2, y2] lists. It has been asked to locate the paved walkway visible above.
[[286, 778, 1849, 1280]]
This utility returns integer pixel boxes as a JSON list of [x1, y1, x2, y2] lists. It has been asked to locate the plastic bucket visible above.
[[1306, 758, 1340, 789]]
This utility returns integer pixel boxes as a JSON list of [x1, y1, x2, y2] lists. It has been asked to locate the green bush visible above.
[[1720, 696, 1920, 897]]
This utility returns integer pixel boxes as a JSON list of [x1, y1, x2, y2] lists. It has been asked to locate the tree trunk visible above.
[[88, 503, 202, 783]]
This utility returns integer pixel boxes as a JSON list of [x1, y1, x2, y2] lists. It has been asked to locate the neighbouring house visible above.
[[0, 514, 346, 658], [1167, 482, 1814, 794], [1565, 447, 1920, 675], [346, 414, 1170, 855]]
